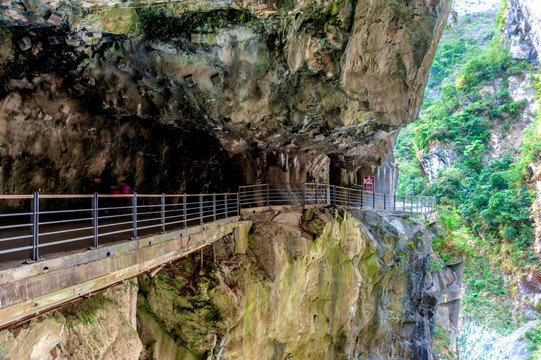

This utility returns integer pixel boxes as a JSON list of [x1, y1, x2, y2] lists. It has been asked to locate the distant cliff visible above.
[[505, 0, 541, 60]]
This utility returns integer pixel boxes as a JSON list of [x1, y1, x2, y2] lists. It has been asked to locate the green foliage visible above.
[[433, 319, 458, 359], [396, 10, 536, 256], [427, 257, 444, 272], [525, 322, 541, 359], [431, 206, 476, 261], [461, 257, 527, 332], [395, 126, 429, 196], [64, 295, 113, 328], [395, 4, 540, 333], [496, 0, 508, 31]]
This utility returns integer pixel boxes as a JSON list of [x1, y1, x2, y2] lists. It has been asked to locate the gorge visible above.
[[0, 0, 540, 358]]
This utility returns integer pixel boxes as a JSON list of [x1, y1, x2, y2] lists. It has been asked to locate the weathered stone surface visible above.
[[134, 208, 439, 359], [0, 0, 451, 194], [505, 0, 541, 61], [0, 315, 65, 360], [0, 282, 142, 360], [459, 320, 537, 360], [419, 142, 458, 182]]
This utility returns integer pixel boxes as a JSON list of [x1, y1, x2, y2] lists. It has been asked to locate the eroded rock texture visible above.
[[504, 0, 541, 255], [0, 208, 440, 359], [0, 0, 450, 193], [0, 280, 142, 360], [505, 0, 541, 61], [135, 208, 440, 359]]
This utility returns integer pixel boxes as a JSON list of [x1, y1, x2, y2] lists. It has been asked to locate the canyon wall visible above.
[[0, 207, 442, 359], [505, 0, 541, 60], [0, 0, 454, 359], [0, 0, 451, 193]]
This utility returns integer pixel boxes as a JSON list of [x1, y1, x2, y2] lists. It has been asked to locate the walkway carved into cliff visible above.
[[0, 183, 435, 330]]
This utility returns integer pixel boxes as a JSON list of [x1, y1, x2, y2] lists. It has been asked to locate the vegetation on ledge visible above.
[[395, 2, 540, 338]]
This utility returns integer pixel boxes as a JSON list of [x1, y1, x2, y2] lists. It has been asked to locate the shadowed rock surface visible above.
[[0, 0, 453, 358], [0, 0, 451, 193], [0, 207, 442, 359]]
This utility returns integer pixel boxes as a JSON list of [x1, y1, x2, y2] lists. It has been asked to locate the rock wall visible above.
[[0, 208, 442, 359], [505, 0, 541, 255], [136, 208, 441, 359], [434, 259, 463, 352], [505, 0, 541, 61], [418, 70, 538, 183], [458, 320, 537, 360], [0, 0, 451, 194], [0, 280, 142, 360]]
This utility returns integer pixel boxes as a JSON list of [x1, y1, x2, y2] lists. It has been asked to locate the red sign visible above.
[[362, 176, 375, 192]]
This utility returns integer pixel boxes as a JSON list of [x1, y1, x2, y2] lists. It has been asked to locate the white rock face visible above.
[[419, 143, 457, 183], [458, 321, 502, 360], [452, 0, 500, 16], [459, 320, 536, 360], [509, 74, 539, 118], [506, 0, 541, 60], [486, 321, 538, 359], [487, 74, 539, 159]]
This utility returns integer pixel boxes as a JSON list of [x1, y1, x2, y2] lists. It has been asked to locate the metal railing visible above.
[[238, 183, 436, 212], [0, 183, 434, 263]]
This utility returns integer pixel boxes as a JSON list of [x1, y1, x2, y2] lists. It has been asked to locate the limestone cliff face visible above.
[[136, 208, 439, 360], [0, 0, 451, 193], [0, 208, 440, 359], [0, 280, 142, 360], [504, 0, 541, 61], [505, 0, 541, 256]]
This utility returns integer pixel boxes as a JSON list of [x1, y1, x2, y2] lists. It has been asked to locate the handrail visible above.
[[0, 183, 435, 263]]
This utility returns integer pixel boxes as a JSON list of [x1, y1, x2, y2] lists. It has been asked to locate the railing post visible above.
[[183, 194, 187, 228], [383, 194, 386, 210], [30, 191, 40, 262], [327, 185, 330, 205], [315, 183, 319, 205], [410, 196, 413, 213], [372, 192, 375, 209], [161, 193, 166, 233], [403, 196, 405, 212], [347, 188, 350, 206], [225, 193, 228, 217], [237, 191, 241, 216], [199, 193, 203, 225], [213, 193, 217, 221], [302, 183, 306, 207], [393, 195, 396, 211], [132, 193, 138, 240], [266, 184, 270, 207], [92, 192, 99, 248]]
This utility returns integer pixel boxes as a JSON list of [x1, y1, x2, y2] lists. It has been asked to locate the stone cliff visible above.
[[0, 0, 451, 193], [505, 0, 541, 61], [0, 207, 442, 359], [0, 0, 453, 359]]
